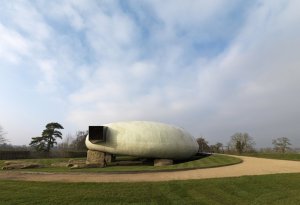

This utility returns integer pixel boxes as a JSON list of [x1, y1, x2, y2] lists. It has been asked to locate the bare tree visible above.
[[58, 133, 74, 150], [70, 130, 88, 151], [210, 142, 223, 153], [57, 130, 88, 151], [196, 137, 210, 153], [229, 132, 255, 154], [272, 137, 291, 153], [0, 125, 8, 144]]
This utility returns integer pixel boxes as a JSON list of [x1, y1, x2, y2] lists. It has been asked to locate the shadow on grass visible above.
[[110, 152, 211, 167], [174, 152, 212, 164], [104, 153, 241, 174]]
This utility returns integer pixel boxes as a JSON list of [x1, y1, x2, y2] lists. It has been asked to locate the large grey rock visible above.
[[154, 159, 173, 166], [2, 163, 43, 170], [4, 161, 24, 165], [2, 164, 25, 170], [67, 159, 88, 168], [51, 162, 69, 167], [67, 159, 86, 167], [86, 150, 106, 167], [70, 163, 104, 169]]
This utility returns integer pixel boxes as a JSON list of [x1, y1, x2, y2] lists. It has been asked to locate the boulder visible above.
[[67, 159, 88, 168], [67, 159, 86, 167], [4, 161, 24, 165], [2, 163, 43, 170], [70, 163, 104, 169], [50, 162, 69, 168], [154, 159, 173, 166], [2, 164, 25, 170], [86, 150, 106, 167]]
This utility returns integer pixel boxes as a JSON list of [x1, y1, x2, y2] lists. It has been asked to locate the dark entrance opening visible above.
[[89, 126, 107, 143]]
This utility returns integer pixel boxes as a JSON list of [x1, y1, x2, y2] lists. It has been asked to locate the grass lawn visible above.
[[0, 154, 242, 173], [1, 173, 300, 204], [240, 153, 300, 161]]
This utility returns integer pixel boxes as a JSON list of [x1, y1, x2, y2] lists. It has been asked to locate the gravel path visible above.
[[0, 155, 299, 183]]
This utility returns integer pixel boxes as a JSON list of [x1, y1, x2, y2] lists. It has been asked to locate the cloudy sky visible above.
[[0, 0, 300, 147]]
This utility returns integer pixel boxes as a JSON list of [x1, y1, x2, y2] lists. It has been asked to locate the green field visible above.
[[1, 173, 300, 204], [0, 154, 241, 172], [241, 153, 300, 161]]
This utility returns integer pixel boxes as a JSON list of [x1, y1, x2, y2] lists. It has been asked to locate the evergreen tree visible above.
[[30, 122, 64, 152]]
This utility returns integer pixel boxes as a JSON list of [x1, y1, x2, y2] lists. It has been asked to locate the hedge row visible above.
[[0, 150, 87, 160], [0, 151, 30, 160]]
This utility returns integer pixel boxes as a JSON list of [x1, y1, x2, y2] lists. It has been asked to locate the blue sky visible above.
[[1, 0, 300, 148]]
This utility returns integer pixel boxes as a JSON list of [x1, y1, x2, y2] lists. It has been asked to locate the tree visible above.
[[210, 142, 223, 153], [70, 130, 88, 151], [0, 125, 8, 144], [272, 137, 291, 153], [30, 122, 64, 152], [57, 133, 74, 150], [196, 137, 210, 152], [229, 132, 255, 154]]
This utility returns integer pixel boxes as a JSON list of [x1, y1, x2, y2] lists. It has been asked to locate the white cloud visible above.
[[148, 0, 226, 27], [46, 1, 86, 31], [36, 59, 58, 92], [0, 23, 31, 64], [64, 1, 249, 129], [1, 1, 300, 147], [191, 0, 300, 145]]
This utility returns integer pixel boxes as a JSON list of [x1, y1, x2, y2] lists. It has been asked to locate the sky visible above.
[[0, 0, 300, 148]]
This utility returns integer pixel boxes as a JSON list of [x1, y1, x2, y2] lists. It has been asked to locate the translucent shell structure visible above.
[[86, 121, 199, 160]]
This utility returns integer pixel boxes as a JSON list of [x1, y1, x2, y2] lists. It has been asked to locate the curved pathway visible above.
[[0, 155, 299, 182]]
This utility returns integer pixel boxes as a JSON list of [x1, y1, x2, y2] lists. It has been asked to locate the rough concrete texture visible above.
[[154, 159, 173, 166], [86, 150, 106, 167]]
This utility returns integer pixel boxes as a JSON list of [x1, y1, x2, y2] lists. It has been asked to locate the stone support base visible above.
[[105, 153, 112, 163], [154, 159, 173, 166], [86, 150, 106, 167], [86, 150, 113, 168]]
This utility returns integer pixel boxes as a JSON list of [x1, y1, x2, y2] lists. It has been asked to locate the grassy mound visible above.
[[0, 154, 242, 173]]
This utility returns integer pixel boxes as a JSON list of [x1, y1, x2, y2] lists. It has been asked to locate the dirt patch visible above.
[[0, 155, 299, 183]]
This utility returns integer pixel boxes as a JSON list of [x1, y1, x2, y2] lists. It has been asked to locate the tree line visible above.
[[29, 122, 88, 152], [0, 123, 87, 152], [197, 132, 293, 154], [0, 125, 7, 144], [0, 123, 296, 154]]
